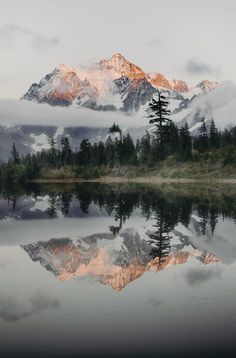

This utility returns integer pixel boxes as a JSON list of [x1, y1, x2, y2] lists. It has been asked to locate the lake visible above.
[[0, 183, 236, 357]]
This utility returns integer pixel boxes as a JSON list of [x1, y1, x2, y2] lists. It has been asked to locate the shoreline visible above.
[[31, 176, 236, 184]]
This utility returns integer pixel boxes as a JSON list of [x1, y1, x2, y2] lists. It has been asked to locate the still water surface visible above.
[[0, 183, 236, 357]]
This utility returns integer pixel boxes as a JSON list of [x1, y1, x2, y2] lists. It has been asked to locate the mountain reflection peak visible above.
[[22, 228, 219, 291]]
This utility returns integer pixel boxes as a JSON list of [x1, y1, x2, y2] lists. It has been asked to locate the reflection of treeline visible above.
[[1, 183, 236, 264], [1, 183, 236, 235]]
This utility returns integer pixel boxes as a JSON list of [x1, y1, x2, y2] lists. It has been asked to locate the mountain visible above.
[[0, 53, 221, 160], [22, 53, 218, 114]]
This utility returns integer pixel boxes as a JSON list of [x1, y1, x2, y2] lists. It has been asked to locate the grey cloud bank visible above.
[[0, 24, 60, 51], [1, 81, 236, 130], [189, 81, 236, 129], [0, 292, 60, 322], [185, 267, 221, 287], [0, 99, 146, 128], [184, 58, 220, 77]]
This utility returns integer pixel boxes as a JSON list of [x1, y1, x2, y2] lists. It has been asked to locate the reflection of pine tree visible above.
[[109, 191, 137, 236], [60, 191, 73, 215], [76, 188, 92, 214], [148, 221, 171, 268], [197, 201, 209, 235], [147, 196, 179, 268], [178, 197, 192, 227], [47, 192, 58, 218], [209, 206, 218, 236]]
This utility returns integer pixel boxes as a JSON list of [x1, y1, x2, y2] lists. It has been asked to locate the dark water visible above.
[[1, 183, 236, 357]]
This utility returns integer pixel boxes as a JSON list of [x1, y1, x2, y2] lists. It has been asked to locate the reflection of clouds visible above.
[[185, 267, 222, 287], [0, 261, 11, 271], [146, 296, 164, 308], [0, 292, 60, 322]]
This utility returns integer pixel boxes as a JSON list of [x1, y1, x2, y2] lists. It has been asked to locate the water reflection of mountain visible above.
[[22, 225, 219, 291], [2, 183, 236, 285]]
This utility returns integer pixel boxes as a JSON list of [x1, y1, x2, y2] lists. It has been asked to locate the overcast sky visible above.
[[0, 0, 235, 99]]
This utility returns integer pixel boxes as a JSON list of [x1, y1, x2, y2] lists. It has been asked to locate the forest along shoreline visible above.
[[2, 91, 236, 186]]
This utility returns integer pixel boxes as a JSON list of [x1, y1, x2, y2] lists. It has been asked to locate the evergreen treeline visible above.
[[1, 91, 236, 183]]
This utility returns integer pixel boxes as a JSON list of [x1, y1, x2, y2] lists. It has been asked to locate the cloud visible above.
[[185, 267, 221, 287], [146, 37, 163, 48], [0, 77, 9, 85], [0, 261, 12, 271], [0, 24, 60, 51], [0, 98, 147, 128], [1, 82, 236, 133], [189, 81, 236, 129], [0, 292, 60, 322], [184, 58, 220, 77]]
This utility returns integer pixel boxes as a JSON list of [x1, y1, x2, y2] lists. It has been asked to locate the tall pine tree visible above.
[[147, 91, 174, 160]]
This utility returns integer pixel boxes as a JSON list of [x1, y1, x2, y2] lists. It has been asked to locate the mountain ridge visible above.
[[22, 53, 219, 113]]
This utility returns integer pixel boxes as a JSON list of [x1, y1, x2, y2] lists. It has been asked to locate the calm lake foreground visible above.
[[1, 183, 236, 358]]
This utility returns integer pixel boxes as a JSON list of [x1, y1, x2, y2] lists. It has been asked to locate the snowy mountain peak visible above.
[[55, 63, 76, 72], [196, 80, 219, 93], [147, 74, 189, 93], [22, 53, 219, 115], [98, 53, 146, 80]]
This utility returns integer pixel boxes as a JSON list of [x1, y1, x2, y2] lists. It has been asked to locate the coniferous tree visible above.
[[179, 123, 192, 160], [47, 134, 57, 166], [135, 139, 141, 161], [209, 118, 219, 149], [109, 123, 122, 142], [11, 143, 20, 165], [105, 136, 115, 167], [147, 91, 174, 160], [122, 133, 136, 164], [140, 131, 151, 164], [79, 139, 91, 166], [197, 121, 209, 153], [97, 141, 106, 165], [61, 136, 72, 165]]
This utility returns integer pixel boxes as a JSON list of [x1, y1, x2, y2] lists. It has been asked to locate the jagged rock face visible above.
[[171, 79, 189, 92], [22, 53, 219, 113], [147, 73, 172, 90], [114, 77, 157, 112], [146, 73, 189, 93]]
